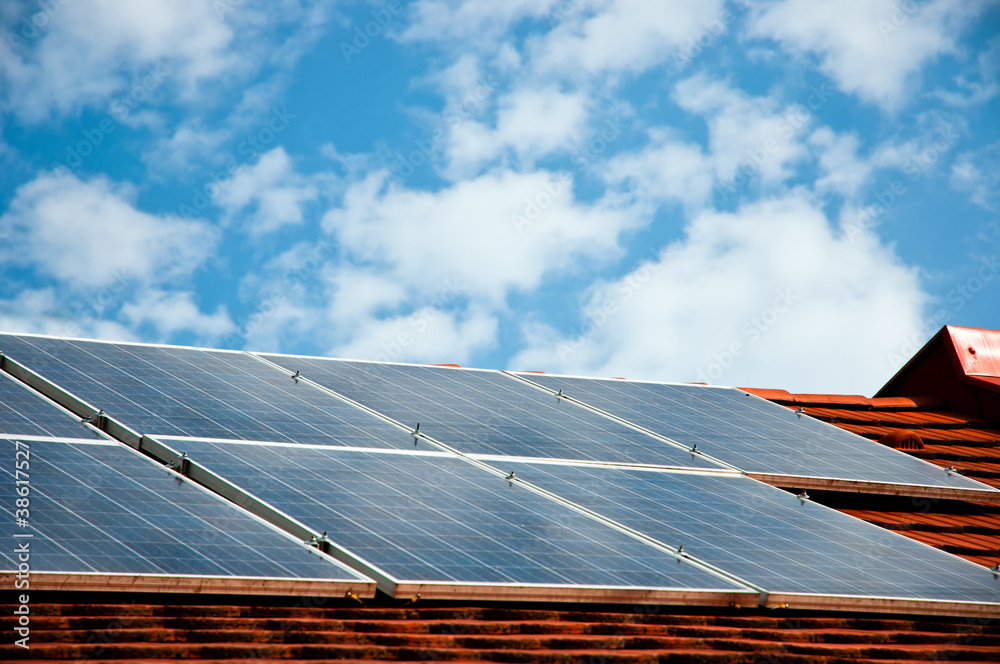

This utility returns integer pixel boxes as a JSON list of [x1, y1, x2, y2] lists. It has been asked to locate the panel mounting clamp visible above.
[[166, 452, 190, 476], [81, 409, 105, 425]]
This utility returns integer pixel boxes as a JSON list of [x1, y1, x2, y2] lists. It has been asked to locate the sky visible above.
[[0, 0, 998, 395]]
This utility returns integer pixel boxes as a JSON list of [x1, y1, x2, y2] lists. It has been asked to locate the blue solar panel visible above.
[[497, 461, 1000, 604], [0, 438, 369, 582], [172, 439, 747, 591], [258, 355, 724, 468], [0, 335, 415, 449], [0, 371, 103, 439], [514, 373, 993, 491]]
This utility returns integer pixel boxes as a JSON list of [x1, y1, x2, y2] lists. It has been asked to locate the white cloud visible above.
[[324, 267, 409, 323], [402, 0, 560, 45], [1, 0, 329, 122], [673, 74, 810, 186], [530, 0, 727, 77], [510, 194, 927, 394], [214, 148, 318, 235], [323, 170, 639, 304], [445, 87, 590, 176], [951, 140, 1000, 211], [749, 0, 987, 110], [604, 76, 811, 209], [603, 129, 715, 210], [328, 306, 497, 365], [808, 127, 919, 198], [935, 35, 1000, 106], [0, 287, 136, 341], [2, 0, 233, 121], [120, 289, 235, 343], [0, 171, 218, 289], [145, 125, 231, 173]]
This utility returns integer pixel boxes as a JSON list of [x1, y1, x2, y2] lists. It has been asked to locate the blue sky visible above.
[[0, 0, 998, 394]]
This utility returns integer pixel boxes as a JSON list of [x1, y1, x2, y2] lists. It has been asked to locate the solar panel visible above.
[[258, 355, 724, 468], [0, 335, 415, 449], [0, 438, 372, 591], [495, 460, 1000, 606], [513, 373, 993, 491], [0, 370, 103, 439], [168, 438, 753, 600]]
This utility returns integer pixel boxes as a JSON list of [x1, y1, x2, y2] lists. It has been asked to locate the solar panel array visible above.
[[511, 373, 991, 491], [0, 335, 414, 449], [495, 460, 999, 603], [175, 440, 742, 593], [0, 439, 367, 584], [1, 333, 997, 614], [258, 355, 720, 468]]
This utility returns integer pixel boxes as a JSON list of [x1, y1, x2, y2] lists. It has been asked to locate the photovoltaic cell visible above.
[[259, 355, 724, 468], [0, 371, 103, 439], [498, 461, 1000, 604], [0, 438, 368, 581], [174, 439, 746, 591], [515, 373, 993, 491], [0, 335, 415, 449]]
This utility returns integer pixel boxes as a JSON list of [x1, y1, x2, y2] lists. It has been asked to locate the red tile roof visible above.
[[10, 325, 1000, 661], [6, 601, 1000, 663]]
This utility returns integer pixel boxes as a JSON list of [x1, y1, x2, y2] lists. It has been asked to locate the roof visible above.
[[877, 325, 1000, 419], [743, 388, 1000, 569], [6, 324, 1000, 662], [5, 601, 1000, 663], [742, 326, 1000, 571]]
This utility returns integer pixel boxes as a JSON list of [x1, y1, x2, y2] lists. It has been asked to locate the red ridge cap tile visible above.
[[865, 395, 949, 410]]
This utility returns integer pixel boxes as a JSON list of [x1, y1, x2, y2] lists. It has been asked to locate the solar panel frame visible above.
[[153, 436, 758, 605], [0, 437, 376, 597], [256, 353, 726, 469], [508, 371, 998, 496]]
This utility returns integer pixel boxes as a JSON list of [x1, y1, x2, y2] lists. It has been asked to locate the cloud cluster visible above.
[[749, 0, 985, 110], [0, 171, 230, 343], [510, 194, 927, 394]]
